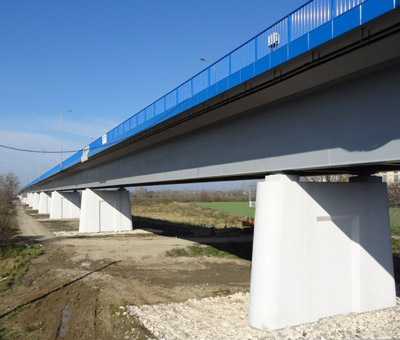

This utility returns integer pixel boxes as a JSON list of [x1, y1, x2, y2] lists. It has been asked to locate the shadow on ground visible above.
[[132, 215, 254, 261], [21, 207, 400, 285]]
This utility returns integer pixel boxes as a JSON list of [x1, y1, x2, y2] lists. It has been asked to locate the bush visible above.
[[388, 183, 400, 208], [0, 172, 19, 243]]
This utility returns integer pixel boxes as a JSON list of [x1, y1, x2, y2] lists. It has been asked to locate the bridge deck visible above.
[[24, 0, 400, 191]]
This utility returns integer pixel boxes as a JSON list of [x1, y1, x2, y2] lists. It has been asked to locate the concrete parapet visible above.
[[38, 192, 52, 214], [249, 174, 396, 330], [79, 188, 132, 233], [50, 191, 81, 219]]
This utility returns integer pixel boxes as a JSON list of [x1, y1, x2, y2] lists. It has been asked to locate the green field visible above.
[[390, 207, 400, 236], [196, 202, 255, 218], [195, 204, 400, 233]]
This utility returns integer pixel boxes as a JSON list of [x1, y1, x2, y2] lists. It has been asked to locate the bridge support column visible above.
[[38, 192, 51, 214], [32, 192, 40, 210], [27, 193, 34, 208], [50, 191, 81, 219], [249, 174, 396, 330], [79, 188, 132, 233], [21, 195, 28, 205]]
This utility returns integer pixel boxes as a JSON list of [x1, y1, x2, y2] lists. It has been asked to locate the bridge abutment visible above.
[[249, 174, 396, 330], [49, 191, 81, 219], [38, 192, 51, 214], [79, 188, 132, 233]]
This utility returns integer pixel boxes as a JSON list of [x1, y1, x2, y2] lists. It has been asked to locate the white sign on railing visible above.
[[268, 32, 280, 48]]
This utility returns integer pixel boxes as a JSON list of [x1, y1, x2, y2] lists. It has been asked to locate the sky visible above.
[[0, 0, 307, 190]]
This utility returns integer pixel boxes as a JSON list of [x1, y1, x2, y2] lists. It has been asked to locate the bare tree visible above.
[[388, 183, 400, 208], [0, 172, 19, 242], [304, 174, 350, 183], [0, 172, 19, 206]]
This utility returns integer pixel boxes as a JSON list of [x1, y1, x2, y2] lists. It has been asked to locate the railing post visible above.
[[288, 16, 292, 43], [229, 54, 232, 75], [331, 0, 336, 19], [254, 37, 258, 62], [190, 79, 193, 97], [208, 67, 211, 86]]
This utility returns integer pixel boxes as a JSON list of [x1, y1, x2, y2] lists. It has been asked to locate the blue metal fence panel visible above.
[[335, 0, 366, 16], [25, 0, 397, 189], [291, 0, 332, 41], [177, 80, 192, 103], [231, 40, 256, 74], [214, 56, 230, 83], [192, 69, 209, 95]]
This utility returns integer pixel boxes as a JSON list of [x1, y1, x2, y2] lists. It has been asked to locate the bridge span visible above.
[[20, 0, 400, 330]]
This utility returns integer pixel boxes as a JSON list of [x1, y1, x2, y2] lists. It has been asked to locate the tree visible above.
[[304, 174, 350, 183], [388, 183, 400, 208], [0, 172, 19, 206]]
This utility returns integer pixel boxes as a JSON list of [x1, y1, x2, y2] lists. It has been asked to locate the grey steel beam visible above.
[[29, 59, 400, 191]]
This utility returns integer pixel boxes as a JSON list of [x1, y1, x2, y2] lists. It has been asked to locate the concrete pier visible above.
[[50, 191, 81, 219], [79, 188, 132, 233], [32, 192, 40, 210], [248, 174, 396, 330], [28, 193, 34, 208], [38, 192, 52, 214]]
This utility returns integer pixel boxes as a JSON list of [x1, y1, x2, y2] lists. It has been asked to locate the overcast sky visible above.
[[0, 0, 307, 189]]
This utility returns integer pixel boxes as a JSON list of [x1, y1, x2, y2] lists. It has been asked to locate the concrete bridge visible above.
[[20, 0, 400, 330]]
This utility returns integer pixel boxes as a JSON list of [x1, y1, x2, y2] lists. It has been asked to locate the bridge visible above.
[[20, 0, 400, 330]]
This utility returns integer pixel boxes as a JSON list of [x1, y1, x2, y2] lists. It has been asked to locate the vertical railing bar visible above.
[[254, 38, 258, 62]]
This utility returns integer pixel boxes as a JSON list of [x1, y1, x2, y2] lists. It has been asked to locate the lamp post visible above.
[[200, 58, 216, 84], [60, 110, 72, 168]]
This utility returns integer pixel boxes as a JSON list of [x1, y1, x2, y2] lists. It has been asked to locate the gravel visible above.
[[127, 286, 400, 340]]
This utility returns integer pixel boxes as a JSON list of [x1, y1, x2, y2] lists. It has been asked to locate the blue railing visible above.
[[23, 0, 399, 190]]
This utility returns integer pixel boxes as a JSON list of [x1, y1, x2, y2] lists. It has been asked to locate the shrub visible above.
[[388, 183, 400, 208]]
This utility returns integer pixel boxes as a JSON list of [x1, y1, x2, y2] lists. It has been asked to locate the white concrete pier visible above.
[[38, 192, 52, 214], [79, 188, 132, 233], [28, 193, 34, 208], [50, 191, 81, 219], [248, 174, 396, 330], [32, 192, 40, 210]]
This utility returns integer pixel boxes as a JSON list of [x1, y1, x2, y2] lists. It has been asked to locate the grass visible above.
[[392, 238, 400, 256], [196, 202, 255, 218], [0, 244, 43, 292], [166, 245, 238, 259], [390, 207, 400, 236], [110, 299, 155, 340], [131, 198, 245, 228]]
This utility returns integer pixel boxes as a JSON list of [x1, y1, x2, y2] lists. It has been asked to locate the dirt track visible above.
[[0, 203, 251, 339]]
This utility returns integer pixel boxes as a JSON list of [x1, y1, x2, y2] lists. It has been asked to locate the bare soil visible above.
[[0, 203, 252, 340]]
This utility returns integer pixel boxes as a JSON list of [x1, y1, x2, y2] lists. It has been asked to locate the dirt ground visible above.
[[0, 203, 252, 340]]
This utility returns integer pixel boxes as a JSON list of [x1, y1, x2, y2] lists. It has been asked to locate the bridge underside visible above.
[[31, 58, 400, 191]]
